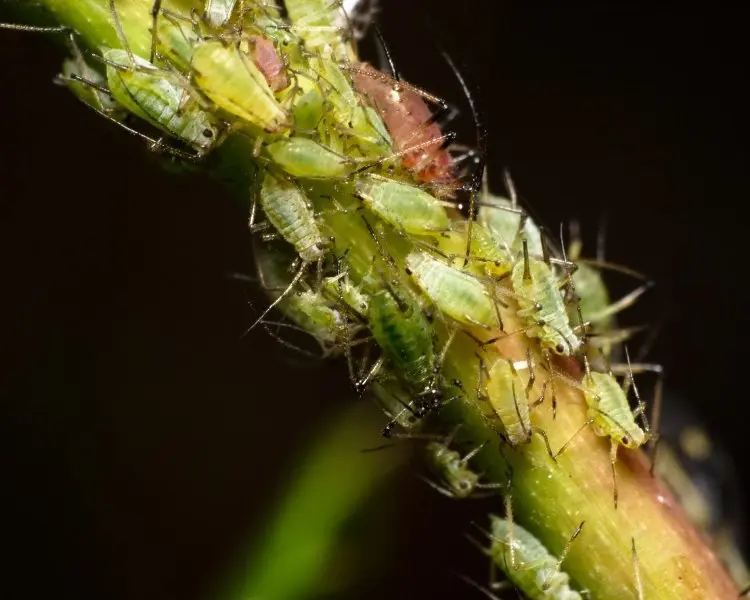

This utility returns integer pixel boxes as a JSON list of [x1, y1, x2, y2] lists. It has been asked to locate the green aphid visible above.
[[424, 437, 501, 499], [355, 174, 451, 236], [258, 171, 325, 263], [405, 250, 500, 329], [485, 515, 585, 600], [367, 286, 435, 397], [510, 240, 581, 356], [104, 49, 221, 155], [484, 357, 555, 459]]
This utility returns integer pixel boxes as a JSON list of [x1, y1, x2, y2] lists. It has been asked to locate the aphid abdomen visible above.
[[259, 173, 324, 263], [511, 259, 580, 356], [355, 174, 450, 235], [192, 40, 290, 133], [368, 289, 434, 393], [583, 372, 645, 448], [489, 516, 583, 600], [486, 360, 531, 446], [406, 251, 498, 328], [265, 138, 352, 179]]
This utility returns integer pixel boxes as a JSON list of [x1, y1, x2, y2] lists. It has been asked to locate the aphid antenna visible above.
[[0, 22, 68, 33], [371, 23, 398, 79], [558, 222, 587, 341], [351, 131, 457, 174], [108, 0, 137, 67], [542, 520, 586, 590], [632, 537, 645, 600], [149, 0, 163, 62], [453, 572, 503, 600], [503, 168, 567, 260]]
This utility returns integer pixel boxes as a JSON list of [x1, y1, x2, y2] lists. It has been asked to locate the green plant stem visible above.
[[18, 1, 741, 598], [219, 403, 407, 600]]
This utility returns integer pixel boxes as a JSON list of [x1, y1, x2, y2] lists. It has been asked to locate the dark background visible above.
[[2, 1, 748, 598]]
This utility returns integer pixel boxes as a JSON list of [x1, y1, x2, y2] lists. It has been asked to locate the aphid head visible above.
[[617, 427, 647, 449], [451, 472, 479, 498]]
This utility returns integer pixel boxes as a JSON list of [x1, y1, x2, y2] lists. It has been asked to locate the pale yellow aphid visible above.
[[405, 250, 500, 329], [192, 38, 291, 133], [483, 354, 556, 460]]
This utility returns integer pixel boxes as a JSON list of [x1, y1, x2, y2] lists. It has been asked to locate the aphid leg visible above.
[[149, 0, 163, 63], [243, 261, 309, 335], [632, 537, 644, 600], [585, 281, 655, 326], [553, 417, 596, 460], [610, 350, 665, 475], [541, 520, 586, 590], [356, 355, 384, 395], [610, 440, 620, 509]]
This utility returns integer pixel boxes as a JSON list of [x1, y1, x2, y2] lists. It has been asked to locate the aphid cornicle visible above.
[[511, 238, 581, 357], [482, 514, 585, 600], [405, 250, 500, 329]]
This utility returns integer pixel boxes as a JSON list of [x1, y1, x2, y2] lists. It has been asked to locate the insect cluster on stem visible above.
[[5, 0, 745, 597]]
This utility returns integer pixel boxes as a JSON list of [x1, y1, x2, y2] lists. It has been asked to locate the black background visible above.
[[2, 1, 748, 599]]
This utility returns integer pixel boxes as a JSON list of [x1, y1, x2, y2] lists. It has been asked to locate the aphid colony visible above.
[[3, 1, 670, 597]]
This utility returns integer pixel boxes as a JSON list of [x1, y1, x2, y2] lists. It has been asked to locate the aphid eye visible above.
[[459, 481, 469, 490], [621, 435, 630, 445], [202, 128, 214, 138], [555, 343, 565, 354]]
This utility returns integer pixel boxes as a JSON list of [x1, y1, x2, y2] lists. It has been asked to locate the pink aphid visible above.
[[351, 63, 456, 185], [249, 35, 289, 92]]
